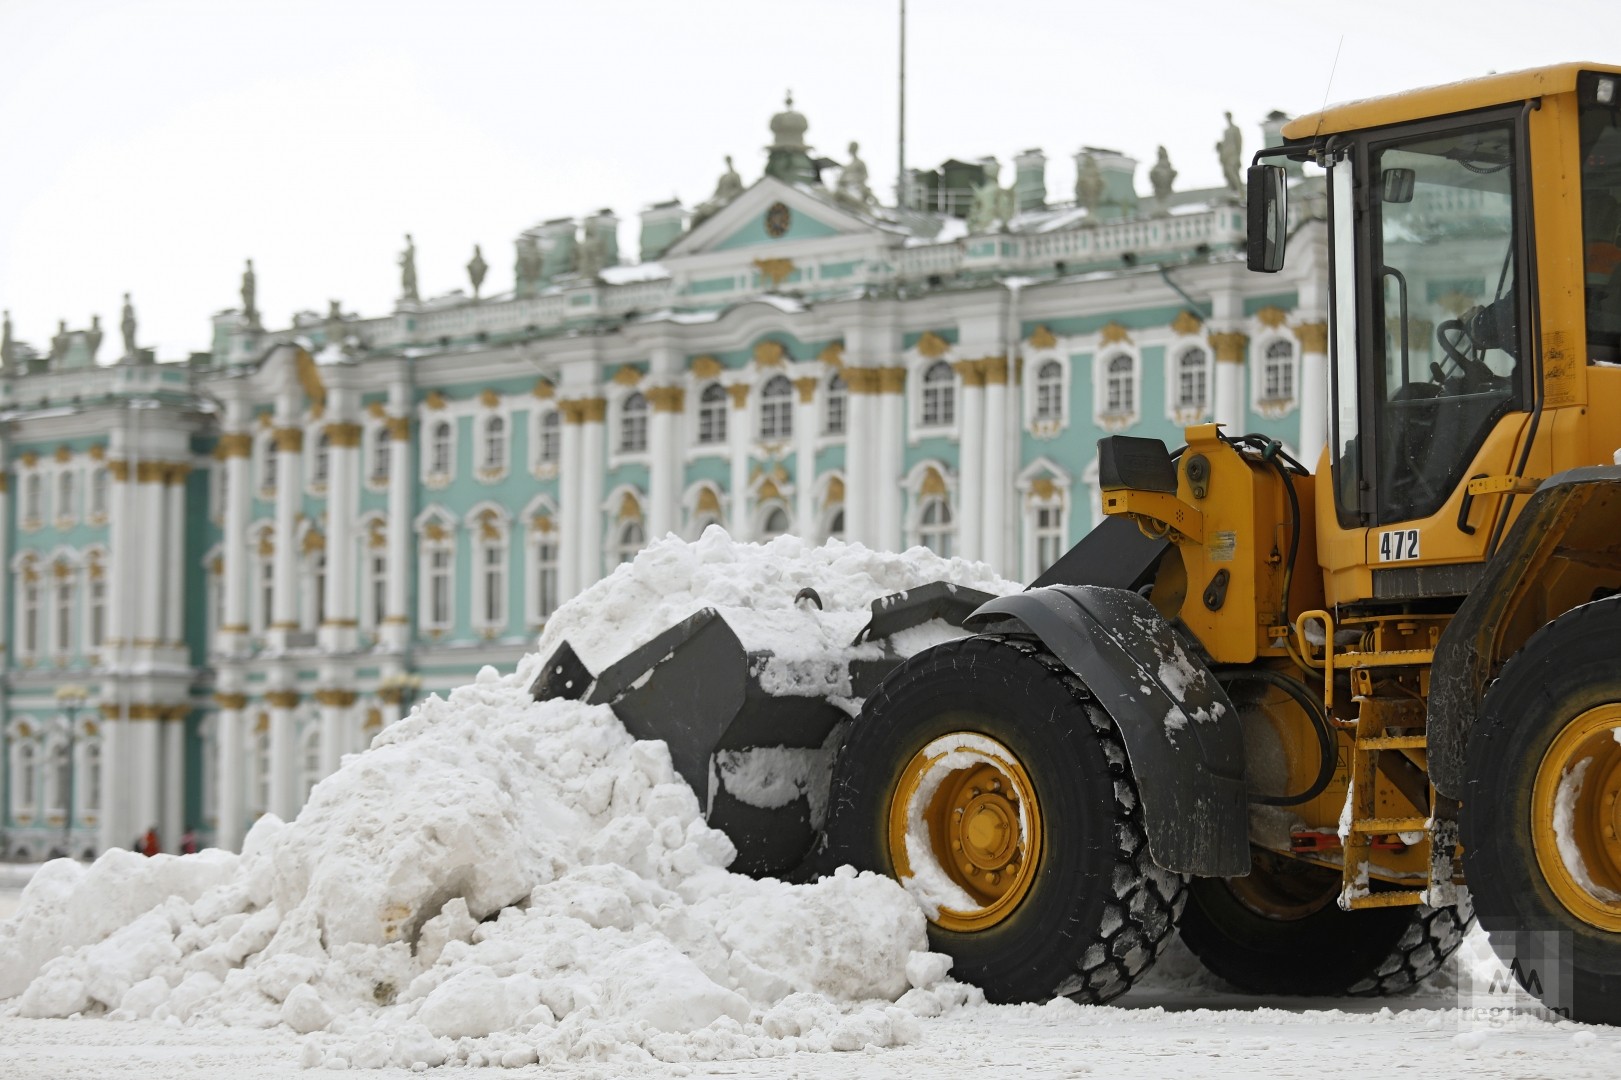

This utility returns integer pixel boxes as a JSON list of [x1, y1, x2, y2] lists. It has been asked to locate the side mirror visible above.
[[1381, 167, 1416, 204], [1246, 164, 1288, 273]]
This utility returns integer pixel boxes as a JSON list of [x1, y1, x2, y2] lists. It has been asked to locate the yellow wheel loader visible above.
[[536, 63, 1621, 1023]]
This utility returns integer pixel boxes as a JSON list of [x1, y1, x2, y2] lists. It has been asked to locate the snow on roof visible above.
[[598, 262, 671, 285]]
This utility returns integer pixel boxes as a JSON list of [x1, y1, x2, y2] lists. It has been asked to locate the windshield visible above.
[[1353, 119, 1525, 525]]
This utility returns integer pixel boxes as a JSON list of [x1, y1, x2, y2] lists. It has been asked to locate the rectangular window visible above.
[[56, 582, 72, 653], [371, 554, 387, 628], [91, 580, 106, 647], [1036, 506, 1064, 573], [430, 549, 451, 627], [536, 540, 558, 619], [482, 544, 504, 625]]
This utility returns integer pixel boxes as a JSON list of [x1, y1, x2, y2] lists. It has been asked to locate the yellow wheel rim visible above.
[[887, 731, 1043, 932], [1225, 849, 1341, 921], [1532, 704, 1621, 931]]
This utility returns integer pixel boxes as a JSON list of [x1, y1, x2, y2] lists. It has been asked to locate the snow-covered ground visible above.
[[2, 533, 1617, 1076]]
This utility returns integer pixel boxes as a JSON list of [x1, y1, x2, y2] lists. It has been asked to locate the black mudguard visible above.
[[963, 584, 1251, 878], [1430, 464, 1621, 798]]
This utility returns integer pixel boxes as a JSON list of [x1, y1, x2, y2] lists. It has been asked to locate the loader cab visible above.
[[1250, 64, 1621, 606]]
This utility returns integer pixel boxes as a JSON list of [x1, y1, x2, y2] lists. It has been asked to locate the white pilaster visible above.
[[557, 407, 584, 603], [317, 690, 351, 780], [793, 376, 818, 538], [129, 718, 161, 850], [981, 358, 1011, 573], [1296, 320, 1329, 461], [647, 387, 681, 538], [267, 693, 299, 822], [161, 712, 184, 850], [220, 406, 253, 655], [955, 363, 985, 560], [876, 369, 905, 551], [577, 400, 605, 587], [322, 398, 361, 653], [727, 384, 751, 541], [163, 468, 186, 652], [137, 470, 164, 651], [382, 392, 413, 650], [270, 401, 303, 649]]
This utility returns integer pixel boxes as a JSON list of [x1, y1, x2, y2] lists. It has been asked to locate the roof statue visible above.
[[467, 244, 488, 300], [967, 157, 1015, 233], [0, 309, 11, 366], [514, 234, 543, 294], [1149, 146, 1177, 216], [120, 293, 138, 360], [577, 219, 611, 279], [1074, 152, 1105, 217], [1217, 111, 1243, 202], [87, 314, 103, 362], [50, 318, 68, 363], [764, 91, 819, 185], [241, 258, 260, 328], [691, 155, 745, 229], [399, 234, 419, 303], [835, 141, 876, 210], [326, 300, 345, 347]]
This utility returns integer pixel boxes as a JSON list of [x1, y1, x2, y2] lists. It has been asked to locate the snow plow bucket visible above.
[[530, 580, 997, 879]]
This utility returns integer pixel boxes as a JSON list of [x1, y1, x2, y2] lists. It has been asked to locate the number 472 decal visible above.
[[1378, 528, 1421, 562]]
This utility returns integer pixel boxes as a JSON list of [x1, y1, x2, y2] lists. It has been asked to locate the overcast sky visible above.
[[0, 0, 1611, 360]]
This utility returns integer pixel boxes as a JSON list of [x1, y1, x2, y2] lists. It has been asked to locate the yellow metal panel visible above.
[[1283, 63, 1615, 141]]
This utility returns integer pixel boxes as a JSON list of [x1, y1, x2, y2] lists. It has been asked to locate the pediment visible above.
[[663, 177, 887, 259]]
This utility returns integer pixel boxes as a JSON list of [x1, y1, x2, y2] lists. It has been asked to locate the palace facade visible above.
[[0, 101, 1329, 858]]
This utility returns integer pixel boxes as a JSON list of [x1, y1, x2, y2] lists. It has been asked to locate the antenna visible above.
[[897, 0, 907, 209], [1313, 35, 1345, 138]]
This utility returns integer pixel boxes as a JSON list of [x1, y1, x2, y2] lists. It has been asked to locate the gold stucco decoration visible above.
[[1209, 331, 1250, 364], [645, 386, 685, 413], [257, 530, 275, 558], [272, 427, 305, 453], [423, 520, 448, 543], [480, 388, 502, 407], [842, 368, 881, 394], [753, 258, 795, 288], [982, 356, 1009, 385], [617, 492, 643, 521], [952, 359, 986, 387], [265, 690, 301, 709], [1099, 322, 1132, 345], [690, 355, 723, 379], [385, 416, 411, 440], [364, 707, 383, 730], [1171, 310, 1204, 336], [727, 384, 750, 408], [367, 401, 387, 419], [794, 376, 818, 403], [424, 391, 447, 411], [88, 444, 106, 462], [294, 348, 328, 413], [218, 434, 253, 458], [758, 478, 781, 501], [314, 689, 359, 707], [611, 367, 643, 387], [753, 340, 787, 367], [695, 487, 722, 515], [1029, 476, 1057, 500], [19, 452, 38, 467], [531, 513, 554, 533], [325, 423, 363, 448], [302, 528, 326, 554], [54, 445, 72, 463], [920, 466, 947, 497], [477, 509, 501, 541], [214, 692, 248, 710], [532, 378, 556, 400], [916, 331, 950, 359], [1293, 321, 1328, 354], [818, 341, 845, 368], [1254, 305, 1289, 329], [824, 476, 845, 504], [1028, 325, 1057, 349], [878, 367, 907, 394]]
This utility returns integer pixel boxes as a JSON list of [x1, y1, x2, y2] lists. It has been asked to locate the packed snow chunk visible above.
[[281, 982, 336, 1034], [905, 950, 954, 991], [412, 966, 548, 1039], [595, 940, 751, 1033]]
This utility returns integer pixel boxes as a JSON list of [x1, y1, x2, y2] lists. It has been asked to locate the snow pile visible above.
[[0, 531, 1015, 1069]]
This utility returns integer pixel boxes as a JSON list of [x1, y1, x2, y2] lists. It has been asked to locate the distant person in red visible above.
[[141, 827, 160, 857], [180, 827, 198, 855]]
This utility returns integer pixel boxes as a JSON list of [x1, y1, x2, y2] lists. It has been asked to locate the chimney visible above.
[[538, 218, 578, 281], [1076, 147, 1140, 219], [640, 201, 685, 262], [1014, 149, 1047, 212]]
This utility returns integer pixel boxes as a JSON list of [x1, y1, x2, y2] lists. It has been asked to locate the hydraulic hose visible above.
[[1216, 666, 1337, 808]]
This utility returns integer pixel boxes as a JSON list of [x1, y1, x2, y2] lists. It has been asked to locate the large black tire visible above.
[[824, 634, 1185, 1004], [1463, 596, 1621, 1025], [1179, 850, 1474, 996]]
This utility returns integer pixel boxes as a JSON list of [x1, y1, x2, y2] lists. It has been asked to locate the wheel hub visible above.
[[1532, 705, 1621, 931], [888, 732, 1043, 933]]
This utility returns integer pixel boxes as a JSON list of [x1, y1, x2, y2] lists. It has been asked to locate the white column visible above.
[[954, 362, 985, 560], [270, 418, 303, 647], [322, 414, 361, 652], [220, 418, 253, 655], [163, 467, 186, 651], [876, 369, 905, 552], [316, 690, 352, 780], [1296, 320, 1329, 463], [557, 404, 584, 603], [1210, 330, 1249, 432], [726, 384, 751, 541], [137, 470, 164, 650], [382, 403, 413, 650], [0, 445, 10, 660], [97, 704, 123, 853], [647, 387, 682, 538], [129, 717, 162, 850], [793, 377, 818, 538], [577, 399, 605, 587], [161, 710, 184, 850], [981, 357, 1011, 573], [267, 693, 299, 822], [843, 370, 873, 546], [214, 693, 246, 850]]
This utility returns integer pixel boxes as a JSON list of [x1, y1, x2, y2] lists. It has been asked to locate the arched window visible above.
[[58, 470, 75, 520], [697, 383, 728, 445], [483, 415, 506, 470], [620, 393, 649, 453], [921, 361, 956, 427], [1175, 347, 1209, 413], [1103, 354, 1134, 416], [762, 506, 789, 536], [534, 534, 559, 620], [370, 427, 390, 484], [481, 540, 506, 627], [759, 376, 794, 441], [430, 421, 453, 476], [1034, 360, 1064, 421], [538, 410, 561, 465], [312, 431, 331, 486], [1262, 339, 1296, 402], [617, 519, 645, 564], [918, 497, 953, 556], [824, 372, 847, 435], [90, 466, 109, 518]]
